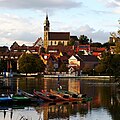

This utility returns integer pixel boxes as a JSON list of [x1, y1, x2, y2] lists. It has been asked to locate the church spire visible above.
[[44, 13, 50, 32]]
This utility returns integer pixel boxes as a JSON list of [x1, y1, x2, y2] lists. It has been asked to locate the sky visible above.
[[0, 0, 120, 47]]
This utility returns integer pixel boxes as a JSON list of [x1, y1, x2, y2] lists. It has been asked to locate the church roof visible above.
[[48, 32, 70, 40]]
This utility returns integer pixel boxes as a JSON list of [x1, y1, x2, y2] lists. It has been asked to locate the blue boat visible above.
[[0, 95, 12, 104]]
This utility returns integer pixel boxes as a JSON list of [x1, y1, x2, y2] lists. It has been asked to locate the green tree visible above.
[[79, 35, 90, 44], [82, 64, 93, 75], [58, 63, 68, 72], [18, 53, 45, 76], [100, 51, 112, 75], [91, 42, 102, 47], [110, 54, 120, 79], [68, 39, 75, 46], [95, 63, 106, 75], [0, 60, 3, 74], [40, 47, 46, 53], [114, 42, 120, 54]]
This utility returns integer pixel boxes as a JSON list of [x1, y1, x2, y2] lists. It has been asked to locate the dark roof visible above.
[[75, 55, 98, 62], [70, 36, 78, 40], [48, 32, 70, 40], [0, 46, 9, 52], [10, 41, 19, 50]]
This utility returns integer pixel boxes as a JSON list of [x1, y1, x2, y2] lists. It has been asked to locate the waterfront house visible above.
[[68, 54, 99, 75]]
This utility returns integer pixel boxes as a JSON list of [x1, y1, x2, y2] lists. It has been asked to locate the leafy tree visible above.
[[58, 41, 64, 45], [100, 51, 112, 75], [91, 42, 102, 47], [114, 42, 120, 54], [40, 47, 46, 53], [102, 42, 115, 50], [79, 35, 90, 44], [0, 60, 3, 74], [82, 64, 93, 75], [58, 63, 68, 72], [110, 54, 120, 79], [68, 38, 75, 46], [18, 53, 45, 76], [95, 63, 106, 75]]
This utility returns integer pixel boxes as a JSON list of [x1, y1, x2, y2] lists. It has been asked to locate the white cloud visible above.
[[0, 14, 42, 47], [98, 0, 120, 8], [71, 25, 110, 43], [0, 0, 82, 10]]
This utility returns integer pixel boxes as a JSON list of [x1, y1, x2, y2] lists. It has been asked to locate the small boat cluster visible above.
[[33, 89, 92, 103], [0, 89, 92, 107]]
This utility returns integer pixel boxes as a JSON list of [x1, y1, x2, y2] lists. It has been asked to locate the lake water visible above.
[[0, 77, 119, 120]]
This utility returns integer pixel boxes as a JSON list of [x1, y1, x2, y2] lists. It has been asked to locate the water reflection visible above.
[[35, 101, 91, 120], [0, 77, 119, 120]]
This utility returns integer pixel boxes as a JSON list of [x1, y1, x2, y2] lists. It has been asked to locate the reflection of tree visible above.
[[108, 95, 120, 120]]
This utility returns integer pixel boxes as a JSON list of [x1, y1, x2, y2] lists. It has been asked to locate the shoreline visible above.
[[44, 75, 111, 80]]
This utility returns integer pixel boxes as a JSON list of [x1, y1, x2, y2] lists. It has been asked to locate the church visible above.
[[44, 14, 70, 50]]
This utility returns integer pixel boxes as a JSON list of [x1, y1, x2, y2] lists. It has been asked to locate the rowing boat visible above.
[[20, 90, 43, 103], [50, 89, 83, 102], [0, 95, 12, 104], [34, 90, 63, 102]]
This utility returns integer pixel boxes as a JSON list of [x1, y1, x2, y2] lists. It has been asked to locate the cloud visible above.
[[71, 25, 110, 43], [0, 14, 42, 47], [106, 1, 120, 8], [91, 10, 112, 15], [0, 0, 82, 10]]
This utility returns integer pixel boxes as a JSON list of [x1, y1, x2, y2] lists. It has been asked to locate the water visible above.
[[0, 77, 119, 120]]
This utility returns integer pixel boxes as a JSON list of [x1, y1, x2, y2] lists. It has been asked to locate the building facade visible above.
[[44, 14, 70, 50]]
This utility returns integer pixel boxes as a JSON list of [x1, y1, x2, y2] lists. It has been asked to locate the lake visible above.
[[0, 77, 119, 120]]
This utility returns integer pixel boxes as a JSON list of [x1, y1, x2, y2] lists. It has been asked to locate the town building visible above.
[[43, 14, 70, 50]]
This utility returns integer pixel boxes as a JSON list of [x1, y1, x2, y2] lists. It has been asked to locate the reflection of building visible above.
[[68, 78, 80, 94]]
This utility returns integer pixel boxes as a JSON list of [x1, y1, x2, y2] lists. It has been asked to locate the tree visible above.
[[95, 63, 106, 75], [79, 35, 90, 44], [40, 47, 46, 53], [58, 63, 68, 72], [68, 38, 75, 46], [91, 42, 102, 47], [110, 54, 120, 79], [100, 51, 112, 75], [82, 64, 93, 75], [18, 53, 45, 76]]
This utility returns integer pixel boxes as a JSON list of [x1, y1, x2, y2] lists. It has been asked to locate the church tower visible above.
[[44, 14, 50, 50]]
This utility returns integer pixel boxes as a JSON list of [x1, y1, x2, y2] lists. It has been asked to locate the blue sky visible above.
[[0, 0, 120, 47]]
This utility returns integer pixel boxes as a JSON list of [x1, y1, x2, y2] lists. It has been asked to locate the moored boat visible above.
[[33, 90, 62, 102], [12, 94, 31, 105], [20, 90, 43, 103], [50, 89, 83, 102], [0, 94, 12, 105]]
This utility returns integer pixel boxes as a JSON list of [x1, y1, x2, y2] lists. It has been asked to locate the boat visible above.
[[42, 90, 69, 101], [0, 94, 12, 104], [50, 89, 83, 102], [33, 89, 63, 102], [11, 94, 31, 105], [20, 90, 43, 103]]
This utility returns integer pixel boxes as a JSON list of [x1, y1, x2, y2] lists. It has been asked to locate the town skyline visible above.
[[0, 0, 119, 47]]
